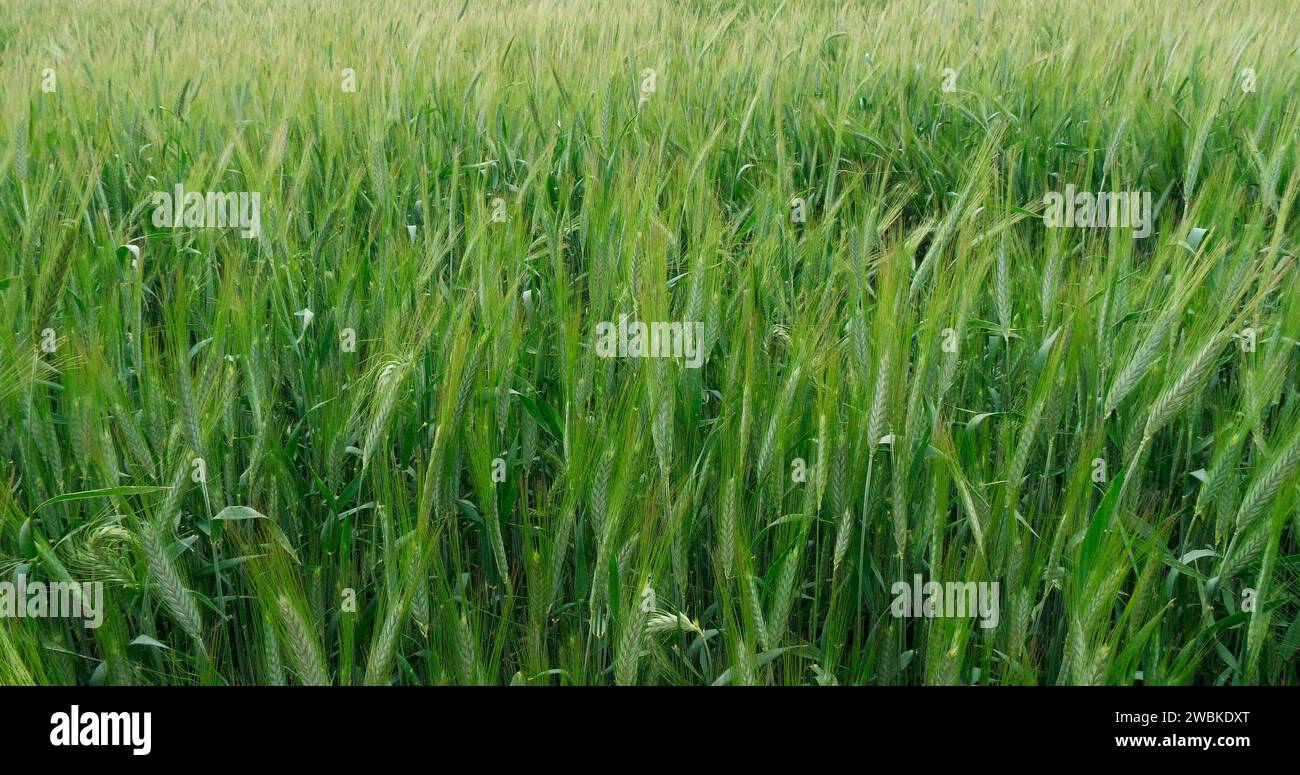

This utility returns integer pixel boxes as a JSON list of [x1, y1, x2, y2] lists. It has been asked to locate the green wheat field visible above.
[[2, 0, 1298, 686]]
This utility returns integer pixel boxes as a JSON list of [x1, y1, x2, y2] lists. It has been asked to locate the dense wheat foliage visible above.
[[1, 0, 1298, 686]]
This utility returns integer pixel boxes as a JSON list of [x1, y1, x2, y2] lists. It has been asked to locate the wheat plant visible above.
[[1, 0, 1298, 685]]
